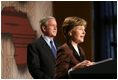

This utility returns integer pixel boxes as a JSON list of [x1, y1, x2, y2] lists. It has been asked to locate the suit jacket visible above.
[[54, 41, 86, 79], [27, 35, 62, 79]]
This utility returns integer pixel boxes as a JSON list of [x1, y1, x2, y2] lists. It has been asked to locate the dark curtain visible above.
[[93, 1, 117, 61]]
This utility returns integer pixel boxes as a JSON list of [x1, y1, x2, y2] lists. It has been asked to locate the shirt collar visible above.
[[42, 34, 54, 43]]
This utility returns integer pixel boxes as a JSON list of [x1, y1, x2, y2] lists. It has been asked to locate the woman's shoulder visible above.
[[57, 43, 72, 52], [57, 43, 73, 58], [58, 43, 69, 49]]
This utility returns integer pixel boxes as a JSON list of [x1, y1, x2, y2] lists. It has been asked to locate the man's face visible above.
[[44, 19, 57, 38]]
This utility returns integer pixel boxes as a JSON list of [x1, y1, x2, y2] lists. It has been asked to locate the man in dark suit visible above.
[[27, 16, 62, 79]]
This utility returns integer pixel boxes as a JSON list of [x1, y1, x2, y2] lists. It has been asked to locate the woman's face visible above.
[[70, 25, 86, 44]]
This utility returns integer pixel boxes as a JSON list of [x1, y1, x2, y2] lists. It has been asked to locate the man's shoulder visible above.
[[54, 40, 62, 46], [54, 40, 61, 44], [29, 36, 43, 45]]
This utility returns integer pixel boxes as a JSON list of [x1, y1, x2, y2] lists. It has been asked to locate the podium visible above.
[[70, 59, 117, 79]]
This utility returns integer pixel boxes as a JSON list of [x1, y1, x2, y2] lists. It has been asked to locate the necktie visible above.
[[50, 40, 56, 58]]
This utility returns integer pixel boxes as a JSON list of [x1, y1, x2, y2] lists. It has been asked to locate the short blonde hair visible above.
[[62, 16, 87, 39]]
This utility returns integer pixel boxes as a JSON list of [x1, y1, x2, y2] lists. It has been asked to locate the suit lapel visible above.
[[78, 47, 85, 61], [54, 40, 59, 49], [66, 41, 84, 62], [40, 36, 56, 63]]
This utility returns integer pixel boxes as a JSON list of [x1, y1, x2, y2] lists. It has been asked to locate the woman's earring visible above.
[[69, 33, 72, 36]]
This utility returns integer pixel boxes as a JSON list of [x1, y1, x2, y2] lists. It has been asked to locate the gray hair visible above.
[[39, 16, 56, 32]]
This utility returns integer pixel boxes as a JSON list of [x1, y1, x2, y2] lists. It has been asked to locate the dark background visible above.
[[53, 1, 117, 62]]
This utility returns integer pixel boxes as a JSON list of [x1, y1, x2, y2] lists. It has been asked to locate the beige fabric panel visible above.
[[1, 1, 53, 79]]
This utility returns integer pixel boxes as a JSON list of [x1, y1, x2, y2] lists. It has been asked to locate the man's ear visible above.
[[42, 26, 46, 32]]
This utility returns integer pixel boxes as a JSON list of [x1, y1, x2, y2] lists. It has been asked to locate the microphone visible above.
[[110, 41, 117, 47]]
